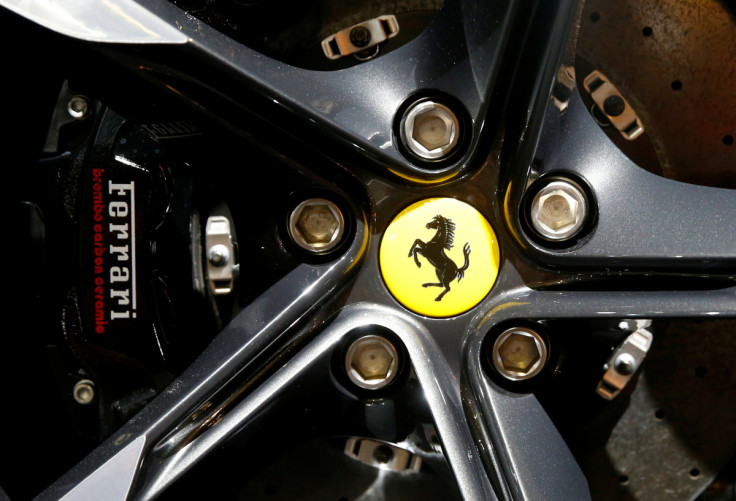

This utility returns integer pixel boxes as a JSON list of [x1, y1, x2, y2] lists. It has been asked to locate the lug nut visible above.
[[67, 95, 89, 120], [73, 379, 95, 405], [345, 335, 399, 390], [491, 327, 548, 381], [400, 100, 460, 161], [288, 198, 345, 254], [529, 179, 588, 241]]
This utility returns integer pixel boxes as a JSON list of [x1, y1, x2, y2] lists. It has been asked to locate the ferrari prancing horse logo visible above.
[[408, 215, 470, 301], [379, 198, 500, 318]]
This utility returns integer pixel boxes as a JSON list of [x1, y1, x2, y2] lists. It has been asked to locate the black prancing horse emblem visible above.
[[408, 215, 471, 301]]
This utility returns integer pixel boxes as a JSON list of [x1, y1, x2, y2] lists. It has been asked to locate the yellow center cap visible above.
[[379, 198, 500, 318]]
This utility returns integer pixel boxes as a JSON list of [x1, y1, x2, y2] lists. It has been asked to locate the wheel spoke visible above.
[[461, 276, 736, 500], [93, 0, 522, 180], [39, 220, 367, 500], [506, 89, 736, 268], [138, 304, 498, 500], [466, 372, 591, 501]]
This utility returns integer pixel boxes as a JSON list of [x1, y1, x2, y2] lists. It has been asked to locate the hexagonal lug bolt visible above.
[[288, 198, 346, 254], [73, 379, 95, 405], [345, 335, 399, 390], [529, 179, 588, 241], [400, 100, 460, 161], [491, 327, 549, 381]]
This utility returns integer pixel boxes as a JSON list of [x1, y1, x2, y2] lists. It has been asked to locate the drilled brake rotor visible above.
[[578, 0, 736, 187]]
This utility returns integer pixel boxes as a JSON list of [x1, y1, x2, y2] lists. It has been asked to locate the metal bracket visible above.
[[344, 437, 422, 473], [596, 320, 653, 400], [44, 81, 90, 153], [552, 65, 576, 113], [321, 15, 399, 60], [204, 216, 235, 296], [584, 70, 644, 140]]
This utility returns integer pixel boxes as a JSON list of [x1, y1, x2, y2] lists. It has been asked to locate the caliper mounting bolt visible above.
[[73, 379, 95, 405], [67, 95, 89, 120]]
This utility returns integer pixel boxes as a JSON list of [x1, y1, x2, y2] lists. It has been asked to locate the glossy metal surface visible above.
[[138, 303, 497, 500], [596, 325, 653, 400], [491, 327, 549, 381], [514, 92, 736, 267], [59, 436, 145, 501], [288, 198, 346, 254], [0, 0, 187, 43], [321, 15, 400, 60], [345, 335, 400, 390], [400, 101, 460, 161], [464, 276, 736, 501], [38, 212, 369, 499], [529, 179, 588, 241], [101, 0, 519, 180]]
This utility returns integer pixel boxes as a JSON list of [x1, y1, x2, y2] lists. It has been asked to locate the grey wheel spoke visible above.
[[91, 0, 521, 182], [138, 304, 498, 500], [461, 273, 736, 501], [38, 217, 368, 500], [466, 371, 591, 501], [506, 90, 736, 269]]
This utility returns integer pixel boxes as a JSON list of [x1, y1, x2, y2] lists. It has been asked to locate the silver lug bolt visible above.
[[345, 335, 399, 390], [400, 100, 460, 161], [288, 198, 345, 254], [207, 244, 230, 267], [73, 379, 95, 405], [492, 327, 548, 381], [530, 179, 588, 241], [67, 96, 89, 120]]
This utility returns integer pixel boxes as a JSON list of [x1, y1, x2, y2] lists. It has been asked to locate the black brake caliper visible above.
[[58, 104, 229, 433]]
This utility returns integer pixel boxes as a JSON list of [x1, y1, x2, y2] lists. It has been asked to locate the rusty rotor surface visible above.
[[577, 0, 736, 187]]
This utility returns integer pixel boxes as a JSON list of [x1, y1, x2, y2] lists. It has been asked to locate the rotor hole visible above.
[[618, 475, 629, 485], [590, 12, 601, 23], [690, 468, 701, 478], [265, 484, 278, 495], [695, 366, 708, 377], [671, 80, 683, 91], [723, 135, 734, 146], [642, 26, 653, 37], [654, 409, 666, 420], [328, 38, 340, 56]]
